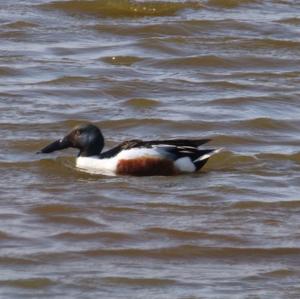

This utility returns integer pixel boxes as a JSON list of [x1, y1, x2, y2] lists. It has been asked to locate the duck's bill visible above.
[[37, 137, 71, 154]]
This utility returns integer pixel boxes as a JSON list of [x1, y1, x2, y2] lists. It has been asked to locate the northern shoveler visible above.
[[38, 123, 221, 176]]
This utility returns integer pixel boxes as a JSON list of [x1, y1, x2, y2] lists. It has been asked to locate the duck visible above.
[[38, 123, 221, 176]]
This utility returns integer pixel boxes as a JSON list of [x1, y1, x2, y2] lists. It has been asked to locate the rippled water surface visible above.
[[1, 0, 300, 298]]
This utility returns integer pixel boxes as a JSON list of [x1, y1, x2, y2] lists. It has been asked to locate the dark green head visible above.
[[38, 124, 104, 157]]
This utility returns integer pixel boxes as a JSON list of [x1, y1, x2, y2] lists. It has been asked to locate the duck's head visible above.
[[38, 124, 104, 157]]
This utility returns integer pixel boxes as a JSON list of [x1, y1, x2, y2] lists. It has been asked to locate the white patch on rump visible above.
[[174, 157, 196, 173]]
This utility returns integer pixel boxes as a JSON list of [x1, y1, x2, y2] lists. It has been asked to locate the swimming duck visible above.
[[38, 123, 221, 176]]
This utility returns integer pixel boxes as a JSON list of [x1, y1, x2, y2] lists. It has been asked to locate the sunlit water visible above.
[[1, 0, 300, 298]]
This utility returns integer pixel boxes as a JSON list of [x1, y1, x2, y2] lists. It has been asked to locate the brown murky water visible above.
[[1, 0, 300, 298]]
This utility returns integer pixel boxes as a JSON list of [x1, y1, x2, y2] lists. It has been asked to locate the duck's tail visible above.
[[193, 148, 223, 170]]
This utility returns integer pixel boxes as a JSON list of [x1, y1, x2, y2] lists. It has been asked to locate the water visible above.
[[1, 0, 300, 298]]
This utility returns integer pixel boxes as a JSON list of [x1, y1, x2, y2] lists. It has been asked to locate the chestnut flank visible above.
[[116, 157, 176, 176]]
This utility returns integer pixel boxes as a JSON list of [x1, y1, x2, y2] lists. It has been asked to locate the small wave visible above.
[[100, 118, 182, 130], [83, 245, 300, 260], [52, 231, 132, 242], [4, 117, 296, 136], [146, 227, 212, 239], [0, 278, 55, 289], [9, 139, 51, 153], [235, 117, 299, 131], [40, 0, 203, 18], [205, 150, 257, 170], [42, 215, 102, 227], [22, 245, 300, 264], [231, 200, 300, 209], [103, 276, 177, 286], [149, 55, 233, 69], [148, 55, 298, 70], [211, 134, 264, 146], [0, 67, 20, 77], [101, 206, 141, 213], [36, 76, 92, 86], [29, 203, 81, 215], [261, 269, 296, 278], [256, 152, 300, 164], [277, 17, 300, 25], [3, 21, 38, 29], [0, 30, 29, 40], [145, 227, 244, 243], [237, 38, 300, 51], [144, 202, 216, 213], [0, 160, 37, 168], [92, 18, 256, 39], [30, 204, 104, 227], [208, 96, 291, 106], [102, 56, 144, 66], [99, 118, 220, 132], [0, 256, 37, 266], [124, 98, 160, 108], [206, 0, 257, 9], [204, 81, 249, 90], [0, 231, 15, 240]]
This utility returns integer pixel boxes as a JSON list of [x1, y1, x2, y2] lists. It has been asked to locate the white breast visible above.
[[76, 156, 118, 176]]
